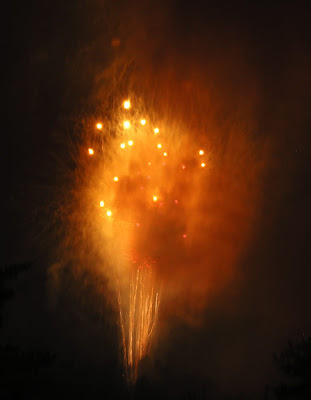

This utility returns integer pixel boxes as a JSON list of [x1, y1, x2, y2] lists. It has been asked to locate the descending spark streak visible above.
[[116, 263, 160, 384]]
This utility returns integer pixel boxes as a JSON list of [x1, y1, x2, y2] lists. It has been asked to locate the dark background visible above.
[[2, 1, 311, 398]]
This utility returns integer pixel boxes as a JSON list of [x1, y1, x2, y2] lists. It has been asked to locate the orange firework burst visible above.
[[75, 96, 209, 384]]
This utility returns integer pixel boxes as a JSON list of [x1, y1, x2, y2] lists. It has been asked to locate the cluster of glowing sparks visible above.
[[86, 98, 207, 383]]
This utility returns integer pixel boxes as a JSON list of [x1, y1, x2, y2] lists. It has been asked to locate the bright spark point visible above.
[[96, 122, 103, 130], [100, 201, 105, 208], [128, 140, 134, 146], [123, 120, 130, 129], [154, 128, 159, 134], [88, 148, 94, 155], [199, 149, 204, 155], [157, 144, 162, 149], [114, 176, 119, 182], [123, 100, 131, 109], [201, 162, 206, 168], [106, 210, 112, 217], [153, 196, 158, 202], [120, 143, 126, 149], [163, 152, 168, 157], [140, 119, 146, 125]]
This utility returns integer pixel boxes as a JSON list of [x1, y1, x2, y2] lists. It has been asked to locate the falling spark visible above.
[[201, 162, 206, 168], [120, 143, 126, 149], [182, 234, 187, 239], [114, 176, 119, 182], [123, 121, 131, 129], [128, 140, 134, 146], [154, 128, 159, 134], [106, 210, 112, 217], [157, 144, 162, 149], [96, 122, 103, 130], [199, 149, 204, 155], [117, 266, 160, 384], [163, 152, 168, 157], [88, 148, 94, 155], [124, 100, 131, 109], [153, 196, 158, 202], [100, 200, 105, 208], [140, 119, 146, 125]]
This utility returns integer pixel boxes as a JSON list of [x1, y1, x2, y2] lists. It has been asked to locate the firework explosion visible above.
[[75, 96, 210, 383]]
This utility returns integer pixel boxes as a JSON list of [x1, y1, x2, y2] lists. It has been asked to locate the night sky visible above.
[[2, 1, 311, 399]]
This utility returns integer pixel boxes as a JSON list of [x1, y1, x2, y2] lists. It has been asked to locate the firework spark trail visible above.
[[116, 266, 160, 384]]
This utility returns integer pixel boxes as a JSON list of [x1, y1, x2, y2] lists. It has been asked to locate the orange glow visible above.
[[106, 210, 112, 217], [100, 201, 105, 208], [120, 143, 126, 149], [140, 119, 146, 125], [114, 176, 119, 182], [153, 196, 158, 202], [147, 162, 151, 166], [163, 152, 168, 157], [199, 149, 204, 155], [128, 140, 134, 146], [201, 162, 206, 168], [157, 144, 162, 149], [154, 128, 159, 134], [182, 234, 187, 239], [88, 148, 94, 155], [96, 122, 103, 130], [123, 120, 130, 129], [123, 100, 131, 109]]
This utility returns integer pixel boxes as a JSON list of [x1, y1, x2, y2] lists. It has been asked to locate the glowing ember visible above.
[[157, 144, 162, 149], [128, 140, 134, 146], [140, 119, 146, 125], [153, 196, 158, 202], [96, 122, 103, 130], [201, 162, 206, 168], [114, 176, 119, 182], [124, 100, 131, 109], [106, 210, 112, 217], [199, 149, 204, 155], [123, 121, 131, 129], [100, 200, 104, 208], [120, 143, 126, 149], [154, 128, 159, 134], [163, 152, 168, 157], [88, 148, 94, 155]]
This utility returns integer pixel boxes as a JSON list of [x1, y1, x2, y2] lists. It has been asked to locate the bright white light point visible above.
[[154, 128, 159, 134], [199, 149, 204, 155], [100, 201, 104, 208], [120, 143, 126, 149], [123, 100, 131, 109], [201, 162, 206, 168], [140, 119, 146, 125], [182, 234, 187, 239], [163, 152, 168, 156], [157, 144, 162, 149], [88, 148, 94, 155], [123, 120, 130, 129], [107, 210, 112, 217], [128, 140, 133, 146], [96, 122, 103, 130], [153, 196, 158, 202], [113, 176, 119, 182]]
